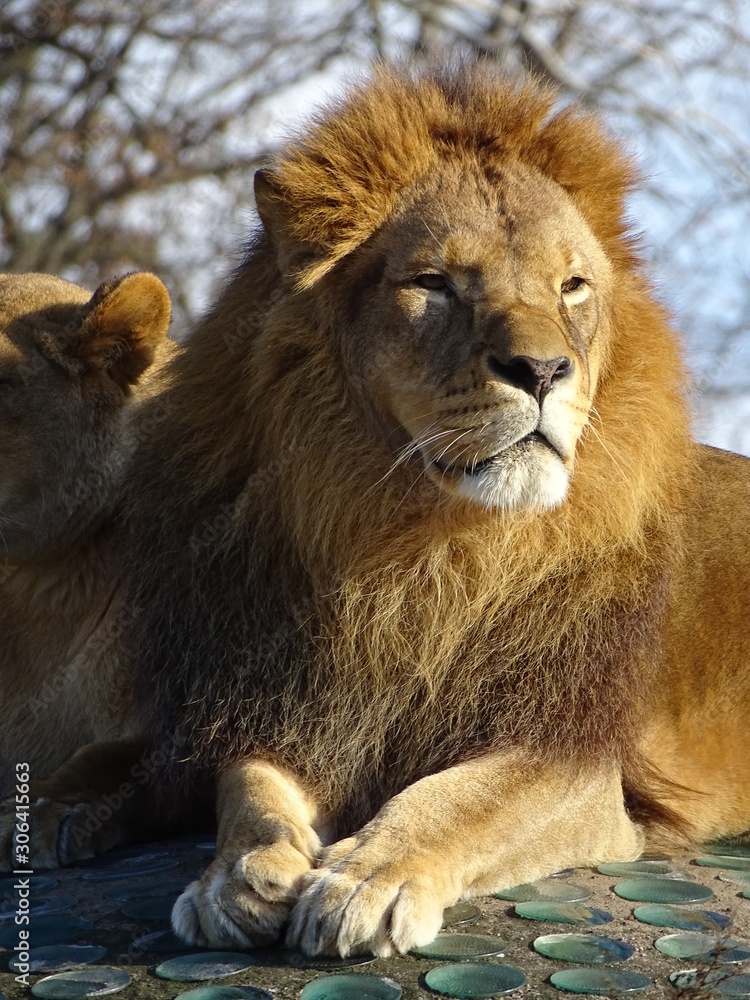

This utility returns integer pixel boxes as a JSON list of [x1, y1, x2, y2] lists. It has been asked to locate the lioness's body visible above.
[[108, 66, 750, 955], [0, 272, 172, 863], [2, 532, 126, 785]]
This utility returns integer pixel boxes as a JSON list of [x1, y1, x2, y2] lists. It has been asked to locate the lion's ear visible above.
[[78, 272, 171, 390], [254, 168, 290, 243], [254, 168, 334, 290]]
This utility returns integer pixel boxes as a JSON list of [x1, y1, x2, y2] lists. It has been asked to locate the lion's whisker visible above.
[[433, 429, 475, 467], [586, 414, 627, 481], [373, 425, 465, 490], [388, 421, 443, 468], [398, 427, 461, 467]]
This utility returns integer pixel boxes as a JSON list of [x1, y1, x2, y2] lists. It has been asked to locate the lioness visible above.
[[118, 65, 750, 957], [0, 271, 172, 867]]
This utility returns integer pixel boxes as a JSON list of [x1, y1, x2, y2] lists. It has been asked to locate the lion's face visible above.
[[343, 160, 613, 513]]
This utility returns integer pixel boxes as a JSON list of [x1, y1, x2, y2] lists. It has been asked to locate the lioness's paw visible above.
[[0, 798, 17, 872], [287, 839, 450, 957], [172, 841, 316, 949], [0, 797, 99, 871]]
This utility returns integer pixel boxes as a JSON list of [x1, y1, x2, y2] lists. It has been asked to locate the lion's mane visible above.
[[127, 65, 694, 834]]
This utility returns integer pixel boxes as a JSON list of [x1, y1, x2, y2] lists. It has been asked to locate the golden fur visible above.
[[0, 272, 173, 867], [121, 65, 750, 955]]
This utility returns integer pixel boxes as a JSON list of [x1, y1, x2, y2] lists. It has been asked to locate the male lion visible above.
[[0, 271, 172, 866], [123, 65, 750, 957]]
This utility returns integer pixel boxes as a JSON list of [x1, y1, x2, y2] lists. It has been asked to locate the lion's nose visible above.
[[486, 354, 573, 407]]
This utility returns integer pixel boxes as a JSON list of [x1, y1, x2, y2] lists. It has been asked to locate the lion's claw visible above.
[[172, 841, 315, 949], [172, 877, 255, 950], [0, 796, 102, 871], [287, 847, 448, 957]]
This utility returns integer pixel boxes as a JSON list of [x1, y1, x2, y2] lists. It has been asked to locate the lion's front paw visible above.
[[287, 836, 452, 958], [172, 841, 316, 949]]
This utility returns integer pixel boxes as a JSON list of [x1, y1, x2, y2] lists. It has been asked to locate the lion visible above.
[[0, 271, 174, 867], [120, 64, 750, 958]]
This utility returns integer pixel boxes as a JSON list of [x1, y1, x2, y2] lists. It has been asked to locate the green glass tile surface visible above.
[[533, 933, 634, 963], [155, 951, 257, 981], [493, 881, 590, 903], [550, 968, 651, 994], [410, 932, 505, 960], [299, 974, 402, 999], [31, 967, 131, 998], [8, 944, 106, 974], [613, 878, 712, 903], [670, 970, 750, 995], [695, 855, 750, 871], [721, 871, 750, 886], [132, 929, 191, 953], [632, 904, 730, 932], [0, 893, 77, 921], [702, 842, 750, 858], [0, 876, 57, 900], [655, 932, 750, 964], [514, 902, 613, 925], [424, 962, 526, 997], [108, 876, 187, 902], [442, 903, 481, 927], [73, 847, 168, 869], [120, 894, 176, 920], [596, 860, 685, 879], [282, 951, 376, 969], [0, 915, 93, 948], [80, 857, 178, 881], [175, 989, 273, 1000]]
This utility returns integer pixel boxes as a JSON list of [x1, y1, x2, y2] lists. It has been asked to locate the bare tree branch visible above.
[[1, 0, 749, 450]]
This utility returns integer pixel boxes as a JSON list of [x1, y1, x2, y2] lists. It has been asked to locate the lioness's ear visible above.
[[254, 168, 332, 290], [80, 272, 171, 389]]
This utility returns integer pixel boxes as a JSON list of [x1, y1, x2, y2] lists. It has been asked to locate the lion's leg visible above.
[[0, 737, 157, 872], [288, 750, 643, 957], [172, 758, 324, 949]]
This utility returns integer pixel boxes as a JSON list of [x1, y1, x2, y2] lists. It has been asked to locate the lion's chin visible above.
[[427, 440, 570, 513]]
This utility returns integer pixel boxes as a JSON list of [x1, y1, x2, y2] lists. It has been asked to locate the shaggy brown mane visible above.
[[126, 64, 694, 835]]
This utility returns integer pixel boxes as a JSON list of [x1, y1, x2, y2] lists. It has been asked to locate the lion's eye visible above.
[[413, 273, 451, 293], [561, 276, 589, 304]]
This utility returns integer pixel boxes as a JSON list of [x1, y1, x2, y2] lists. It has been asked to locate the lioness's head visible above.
[[254, 68, 628, 515], [0, 271, 171, 559]]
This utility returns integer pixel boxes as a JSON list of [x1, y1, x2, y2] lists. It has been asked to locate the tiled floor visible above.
[[1, 841, 749, 999]]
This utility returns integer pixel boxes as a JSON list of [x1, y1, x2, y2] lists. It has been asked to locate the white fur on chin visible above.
[[455, 448, 570, 512]]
